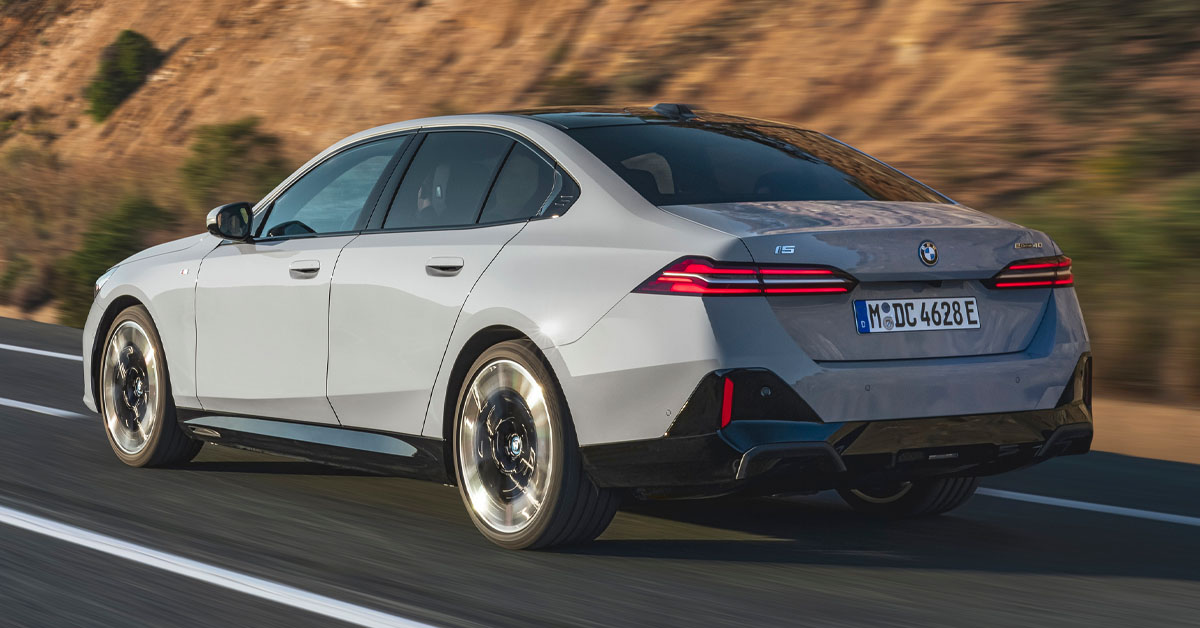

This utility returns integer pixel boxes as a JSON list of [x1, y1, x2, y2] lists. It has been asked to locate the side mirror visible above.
[[206, 202, 254, 242]]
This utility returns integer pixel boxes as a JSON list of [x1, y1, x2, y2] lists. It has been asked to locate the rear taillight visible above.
[[634, 257, 857, 296], [984, 255, 1073, 289]]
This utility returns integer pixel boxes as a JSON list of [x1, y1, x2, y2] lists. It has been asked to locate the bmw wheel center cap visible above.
[[919, 240, 938, 266]]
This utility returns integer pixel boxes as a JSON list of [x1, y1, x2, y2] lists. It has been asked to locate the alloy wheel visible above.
[[457, 359, 554, 534], [100, 320, 160, 456]]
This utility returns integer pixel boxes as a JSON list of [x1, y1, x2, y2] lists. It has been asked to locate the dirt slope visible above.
[[0, 0, 1067, 206], [3, 1, 1199, 400]]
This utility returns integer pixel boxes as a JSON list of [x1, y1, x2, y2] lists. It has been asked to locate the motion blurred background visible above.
[[0, 0, 1197, 409]]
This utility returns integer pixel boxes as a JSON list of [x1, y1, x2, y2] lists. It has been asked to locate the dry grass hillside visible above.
[[1, 0, 1198, 400], [1, 0, 1068, 200]]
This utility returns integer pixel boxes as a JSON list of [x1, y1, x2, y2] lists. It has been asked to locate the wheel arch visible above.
[[438, 325, 533, 482], [89, 294, 148, 412]]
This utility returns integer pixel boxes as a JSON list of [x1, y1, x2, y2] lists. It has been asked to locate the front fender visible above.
[[83, 236, 218, 412]]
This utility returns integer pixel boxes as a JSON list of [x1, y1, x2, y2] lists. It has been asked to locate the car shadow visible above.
[[179, 445, 1200, 582], [184, 459, 375, 477], [559, 489, 1200, 582]]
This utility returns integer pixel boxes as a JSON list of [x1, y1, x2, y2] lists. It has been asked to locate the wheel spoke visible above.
[[101, 320, 160, 457], [458, 359, 554, 535]]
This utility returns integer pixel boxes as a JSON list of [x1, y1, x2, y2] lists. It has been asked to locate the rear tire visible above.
[[837, 476, 980, 518], [99, 305, 202, 467], [453, 340, 618, 549]]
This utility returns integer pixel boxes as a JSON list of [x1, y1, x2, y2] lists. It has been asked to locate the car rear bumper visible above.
[[580, 356, 1092, 494], [556, 288, 1090, 446]]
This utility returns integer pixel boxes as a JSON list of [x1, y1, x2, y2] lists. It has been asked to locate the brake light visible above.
[[984, 255, 1073, 289], [634, 257, 857, 296]]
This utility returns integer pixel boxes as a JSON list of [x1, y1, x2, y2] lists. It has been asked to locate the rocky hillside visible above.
[[2, 0, 1198, 398], [1, 0, 1076, 203]]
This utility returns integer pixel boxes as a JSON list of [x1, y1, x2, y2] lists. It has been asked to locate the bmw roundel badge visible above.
[[919, 240, 938, 266]]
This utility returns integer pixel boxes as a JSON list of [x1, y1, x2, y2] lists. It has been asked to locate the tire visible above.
[[98, 305, 202, 467], [837, 476, 980, 518], [453, 340, 618, 549]]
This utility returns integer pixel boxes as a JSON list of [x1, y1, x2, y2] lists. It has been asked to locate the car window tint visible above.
[[384, 132, 513, 230], [566, 123, 949, 206], [478, 144, 556, 224], [260, 137, 404, 238]]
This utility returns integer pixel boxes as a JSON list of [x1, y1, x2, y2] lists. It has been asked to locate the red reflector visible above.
[[720, 377, 734, 428]]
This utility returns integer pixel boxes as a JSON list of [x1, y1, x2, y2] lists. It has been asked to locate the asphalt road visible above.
[[1, 316, 1198, 627]]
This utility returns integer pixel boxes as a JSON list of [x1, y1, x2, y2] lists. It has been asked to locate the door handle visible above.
[[426, 256, 464, 276], [289, 260, 321, 278]]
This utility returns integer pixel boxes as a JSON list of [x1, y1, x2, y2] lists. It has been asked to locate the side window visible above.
[[478, 144, 557, 224], [384, 132, 513, 230], [260, 136, 404, 238]]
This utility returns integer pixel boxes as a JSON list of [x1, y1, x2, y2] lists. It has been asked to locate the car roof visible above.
[[289, 105, 809, 205], [323, 106, 803, 156], [491, 105, 800, 130]]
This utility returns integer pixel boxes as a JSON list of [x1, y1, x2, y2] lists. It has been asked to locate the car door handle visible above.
[[426, 256, 464, 276], [289, 260, 321, 278]]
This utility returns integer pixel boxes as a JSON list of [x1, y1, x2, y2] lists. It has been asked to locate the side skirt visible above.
[[176, 409, 449, 483]]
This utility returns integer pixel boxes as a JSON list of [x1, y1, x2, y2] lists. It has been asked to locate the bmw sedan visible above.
[[83, 104, 1092, 549]]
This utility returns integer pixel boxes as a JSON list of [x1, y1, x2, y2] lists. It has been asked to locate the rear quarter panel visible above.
[[416, 145, 746, 440]]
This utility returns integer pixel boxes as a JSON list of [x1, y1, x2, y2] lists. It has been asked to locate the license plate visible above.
[[854, 297, 980, 333]]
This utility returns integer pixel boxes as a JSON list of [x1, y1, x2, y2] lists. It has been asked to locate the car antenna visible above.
[[651, 103, 699, 121]]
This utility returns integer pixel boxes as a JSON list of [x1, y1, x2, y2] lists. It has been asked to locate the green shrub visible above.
[[539, 71, 610, 106], [1008, 0, 1200, 118], [0, 255, 31, 303], [84, 30, 163, 122], [614, 63, 671, 98], [179, 117, 291, 210], [1116, 123, 1200, 181], [55, 195, 164, 327], [2, 143, 58, 170], [1162, 175, 1200, 262]]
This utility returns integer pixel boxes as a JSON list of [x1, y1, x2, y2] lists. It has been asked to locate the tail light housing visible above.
[[984, 255, 1074, 289], [635, 257, 857, 296]]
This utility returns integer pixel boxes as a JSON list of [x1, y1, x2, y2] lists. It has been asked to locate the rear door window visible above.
[[384, 131, 513, 230], [478, 144, 557, 224]]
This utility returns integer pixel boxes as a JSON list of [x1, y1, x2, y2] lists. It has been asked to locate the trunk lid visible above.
[[661, 201, 1056, 361]]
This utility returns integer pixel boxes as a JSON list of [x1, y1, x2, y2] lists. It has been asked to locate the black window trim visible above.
[[367, 125, 580, 235], [245, 132, 416, 244]]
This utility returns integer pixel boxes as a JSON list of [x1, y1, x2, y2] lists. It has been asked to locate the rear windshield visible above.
[[566, 123, 949, 206]]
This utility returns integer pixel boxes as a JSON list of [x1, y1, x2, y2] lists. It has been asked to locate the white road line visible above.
[[0, 397, 88, 419], [0, 503, 437, 628], [978, 488, 1200, 528], [0, 342, 82, 362]]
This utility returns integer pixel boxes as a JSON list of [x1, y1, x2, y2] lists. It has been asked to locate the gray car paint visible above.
[[84, 113, 1089, 451], [659, 200, 1057, 361]]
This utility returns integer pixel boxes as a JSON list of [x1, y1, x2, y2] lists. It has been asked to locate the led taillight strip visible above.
[[636, 257, 857, 296], [985, 255, 1074, 289]]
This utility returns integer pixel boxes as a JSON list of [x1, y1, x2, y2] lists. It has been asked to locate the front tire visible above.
[[837, 476, 980, 518], [453, 340, 617, 549], [99, 305, 202, 467]]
